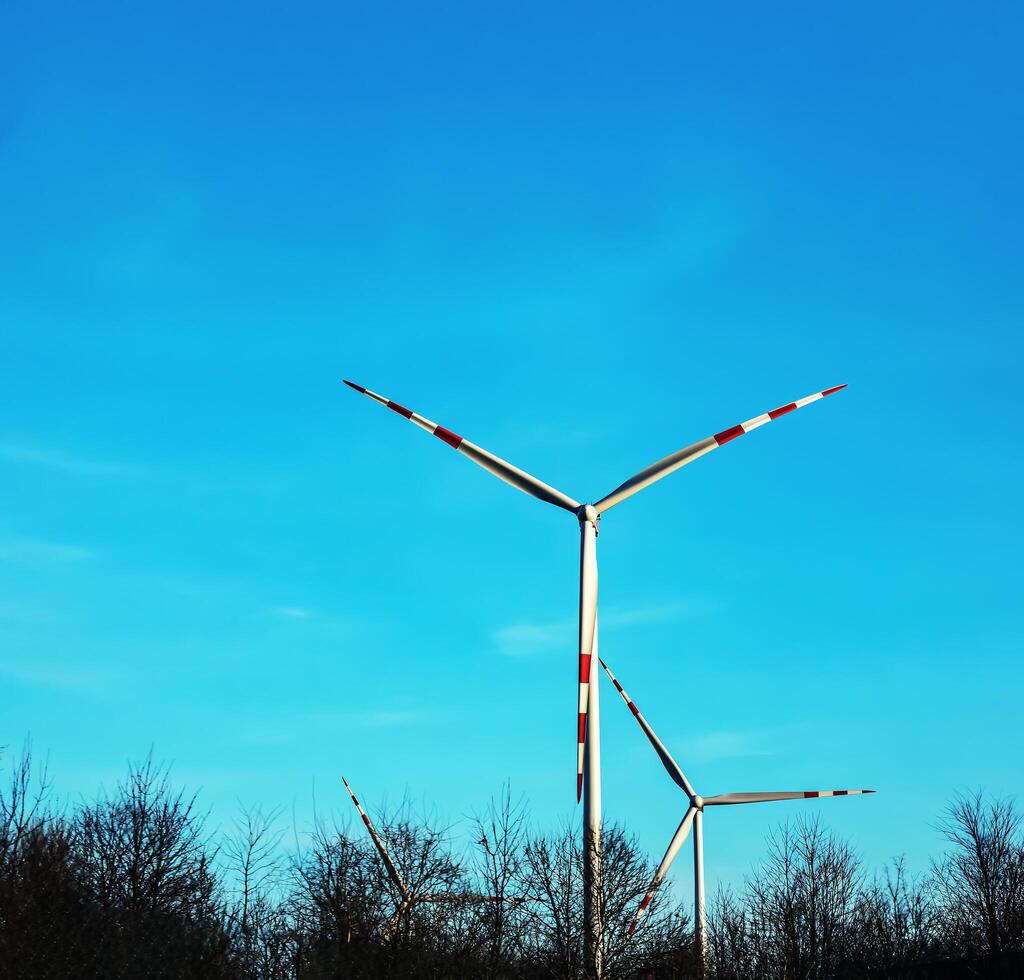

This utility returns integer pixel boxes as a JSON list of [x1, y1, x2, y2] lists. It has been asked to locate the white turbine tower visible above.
[[342, 776, 525, 938], [599, 659, 874, 970], [343, 378, 847, 977]]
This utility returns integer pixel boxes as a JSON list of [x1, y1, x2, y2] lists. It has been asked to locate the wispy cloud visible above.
[[0, 539, 95, 564], [231, 708, 442, 748], [674, 730, 774, 764], [493, 620, 571, 658], [0, 602, 64, 629], [273, 606, 311, 619], [495, 420, 611, 453], [0, 660, 128, 694], [493, 597, 719, 658], [600, 598, 718, 629], [344, 710, 436, 728], [0, 443, 141, 477]]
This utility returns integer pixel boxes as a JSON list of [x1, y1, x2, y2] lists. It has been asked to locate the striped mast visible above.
[[600, 660, 874, 971], [343, 379, 848, 979]]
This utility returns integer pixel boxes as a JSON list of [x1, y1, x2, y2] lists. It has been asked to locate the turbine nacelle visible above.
[[577, 503, 600, 528]]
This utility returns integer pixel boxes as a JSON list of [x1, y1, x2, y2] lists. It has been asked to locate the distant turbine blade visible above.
[[419, 893, 531, 904], [627, 806, 696, 936], [703, 789, 876, 806], [600, 658, 695, 799], [577, 523, 598, 802], [342, 776, 409, 899], [594, 385, 847, 514], [343, 380, 581, 513]]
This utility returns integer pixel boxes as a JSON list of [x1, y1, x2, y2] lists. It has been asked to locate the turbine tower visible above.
[[599, 659, 874, 972], [343, 378, 846, 978]]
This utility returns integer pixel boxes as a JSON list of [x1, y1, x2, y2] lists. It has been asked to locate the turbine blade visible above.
[[627, 806, 696, 936], [577, 523, 598, 802], [703, 789, 876, 805], [342, 776, 409, 899], [600, 658, 695, 799], [594, 384, 847, 514], [419, 893, 531, 904], [343, 380, 581, 513]]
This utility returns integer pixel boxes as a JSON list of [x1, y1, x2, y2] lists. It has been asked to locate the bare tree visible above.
[[7, 740, 1024, 980], [521, 821, 584, 980], [71, 753, 219, 918], [741, 815, 863, 980], [857, 856, 937, 979], [706, 887, 757, 980], [599, 825, 694, 980], [374, 798, 468, 946], [932, 792, 1024, 963], [290, 816, 379, 953], [520, 820, 693, 980], [224, 804, 286, 978], [288, 800, 476, 979], [471, 784, 531, 977], [67, 754, 232, 978], [0, 744, 76, 979], [0, 740, 51, 871]]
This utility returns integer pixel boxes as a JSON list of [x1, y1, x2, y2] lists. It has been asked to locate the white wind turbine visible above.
[[343, 377, 847, 976], [599, 659, 874, 966], [342, 776, 524, 938]]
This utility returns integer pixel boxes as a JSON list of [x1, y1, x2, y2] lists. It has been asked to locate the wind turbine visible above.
[[342, 377, 847, 977], [599, 659, 874, 969], [342, 776, 524, 939]]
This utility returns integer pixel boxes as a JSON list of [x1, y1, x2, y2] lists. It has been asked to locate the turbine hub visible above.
[[693, 795, 704, 810], [579, 503, 599, 527]]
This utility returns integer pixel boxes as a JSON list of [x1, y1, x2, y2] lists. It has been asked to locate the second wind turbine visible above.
[[343, 377, 846, 978]]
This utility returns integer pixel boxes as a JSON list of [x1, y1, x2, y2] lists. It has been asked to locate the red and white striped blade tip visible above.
[[341, 377, 581, 511], [593, 383, 849, 515], [577, 708, 588, 803], [700, 383, 848, 445], [707, 789, 876, 805], [628, 894, 654, 937], [808, 789, 875, 796]]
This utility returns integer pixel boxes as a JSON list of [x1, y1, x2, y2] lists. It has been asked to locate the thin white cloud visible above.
[[0, 443, 141, 477], [273, 606, 311, 619], [600, 598, 719, 629], [231, 708, 441, 748], [0, 601, 28, 620], [307, 709, 442, 729], [0, 660, 128, 693], [349, 710, 435, 728], [674, 730, 774, 764], [493, 597, 719, 658], [0, 539, 95, 564], [494, 420, 611, 453], [493, 620, 571, 658]]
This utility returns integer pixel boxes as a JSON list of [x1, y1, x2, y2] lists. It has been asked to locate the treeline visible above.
[[0, 745, 1022, 980]]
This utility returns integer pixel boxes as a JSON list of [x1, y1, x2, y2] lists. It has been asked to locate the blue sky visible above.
[[2, 1, 1022, 899]]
